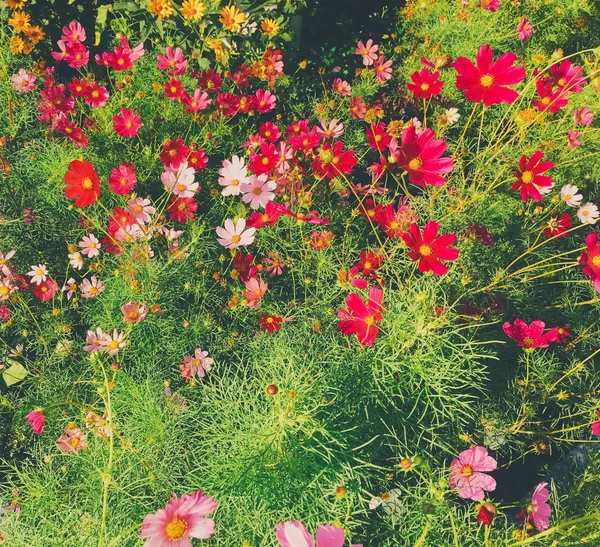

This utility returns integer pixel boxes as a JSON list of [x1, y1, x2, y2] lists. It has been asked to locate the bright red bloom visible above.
[[160, 138, 189, 169], [580, 232, 600, 294], [247, 201, 284, 228], [289, 127, 321, 152], [33, 278, 58, 301], [84, 81, 109, 108], [374, 199, 417, 238], [349, 250, 383, 288], [337, 287, 384, 346], [503, 319, 558, 349], [407, 69, 444, 99], [556, 325, 571, 343], [107, 206, 135, 237], [258, 314, 283, 333], [249, 142, 279, 175], [455, 44, 526, 106], [64, 159, 100, 207], [259, 122, 280, 143], [26, 410, 45, 434], [108, 163, 137, 195], [366, 122, 391, 151], [396, 127, 453, 187], [544, 213, 571, 238], [216, 92, 240, 116], [238, 95, 257, 114], [188, 147, 208, 171], [286, 119, 310, 137], [591, 411, 600, 435], [113, 108, 141, 138], [312, 141, 357, 179], [68, 77, 88, 97], [165, 78, 185, 100], [532, 78, 568, 113], [512, 151, 553, 202], [401, 221, 459, 275], [167, 196, 198, 223]]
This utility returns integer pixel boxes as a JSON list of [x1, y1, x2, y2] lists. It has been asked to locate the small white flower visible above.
[[27, 264, 48, 285], [445, 108, 460, 125], [369, 488, 402, 514], [560, 184, 583, 208], [69, 252, 84, 270], [161, 161, 198, 198], [577, 202, 599, 224]]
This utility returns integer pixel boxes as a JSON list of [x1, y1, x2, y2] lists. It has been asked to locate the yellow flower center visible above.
[[128, 311, 139, 320], [177, 184, 187, 192], [541, 97, 550, 105], [108, 340, 119, 350], [522, 336, 535, 348], [461, 465, 473, 477], [557, 77, 566, 87], [231, 235, 241, 243], [70, 437, 80, 447], [261, 157, 270, 165], [408, 158, 423, 171], [419, 244, 433, 257], [420, 83, 430, 91], [89, 287, 98, 295], [564, 193, 571, 201], [165, 518, 188, 541], [592, 256, 600, 267], [37, 269, 44, 276], [364, 316, 375, 326], [0, 286, 9, 296], [364, 261, 372, 270], [480, 74, 494, 87], [82, 177, 94, 190], [521, 171, 534, 184]]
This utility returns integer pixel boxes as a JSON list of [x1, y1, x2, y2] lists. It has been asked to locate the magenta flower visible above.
[[157, 46, 188, 76], [503, 319, 559, 350], [373, 55, 393, 83], [337, 287, 384, 346], [516, 17, 533, 41], [140, 490, 217, 546], [449, 446, 497, 501], [26, 410, 45, 434], [574, 107, 594, 126], [568, 129, 581, 148], [276, 521, 362, 547], [355, 39, 378, 66], [591, 411, 600, 435], [530, 482, 552, 532], [113, 108, 142, 138], [61, 21, 86, 43]]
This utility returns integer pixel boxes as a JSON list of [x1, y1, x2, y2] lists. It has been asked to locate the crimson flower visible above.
[[337, 287, 384, 346], [165, 78, 185, 100], [289, 127, 321, 152], [592, 411, 600, 435], [549, 60, 586, 93], [216, 92, 240, 116], [532, 78, 568, 113], [477, 503, 496, 526], [113, 108, 141, 138], [396, 127, 453, 187], [247, 201, 284, 228], [167, 196, 197, 223], [580, 232, 600, 294], [33, 278, 58, 301], [311, 141, 357, 179], [543, 213, 571, 238], [366, 122, 391, 150], [160, 138, 189, 168], [374, 199, 417, 238], [556, 325, 571, 343], [407, 69, 444, 99], [232, 252, 257, 283], [502, 319, 558, 349], [249, 142, 279, 175], [64, 159, 100, 207], [512, 151, 553, 202], [455, 44, 526, 106], [401, 221, 459, 275], [258, 314, 283, 333]]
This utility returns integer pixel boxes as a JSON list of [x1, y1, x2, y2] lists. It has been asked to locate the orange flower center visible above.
[[461, 465, 473, 477], [231, 235, 241, 243], [420, 83, 430, 91], [165, 518, 188, 541], [128, 311, 139, 320], [0, 286, 9, 296], [408, 158, 423, 171], [89, 287, 98, 295], [557, 77, 566, 87], [521, 171, 534, 184], [231, 179, 240, 186], [419, 244, 433, 257], [70, 437, 80, 447], [125, 121, 133, 128], [253, 187, 262, 195], [261, 157, 270, 165], [522, 336, 535, 348], [541, 97, 550, 105], [364, 261, 372, 270], [480, 74, 494, 87], [592, 256, 600, 267], [82, 177, 94, 190]]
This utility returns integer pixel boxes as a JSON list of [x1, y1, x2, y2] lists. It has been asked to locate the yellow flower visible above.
[[8, 10, 31, 32], [148, 0, 174, 19], [220, 5, 246, 33], [24, 25, 45, 44], [9, 35, 25, 55], [206, 38, 225, 61], [261, 18, 280, 37], [181, 0, 206, 21], [4, 0, 27, 9]]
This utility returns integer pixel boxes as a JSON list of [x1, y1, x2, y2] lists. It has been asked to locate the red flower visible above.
[[366, 122, 391, 151], [84, 81, 109, 108], [454, 44, 526, 106], [108, 163, 137, 195], [337, 287, 384, 346], [350, 250, 383, 279], [502, 319, 558, 349], [167, 196, 197, 223], [64, 159, 100, 207], [259, 122, 280, 143], [579, 232, 600, 294], [188, 148, 208, 171], [556, 325, 571, 343], [396, 127, 453, 187], [68, 77, 88, 97], [249, 142, 279, 175], [374, 199, 417, 238], [401, 221, 459, 275], [592, 411, 600, 436], [165, 78, 185, 100], [312, 141, 357, 179], [512, 151, 553, 202], [247, 201, 284, 229], [543, 213, 572, 238], [289, 127, 321, 152], [532, 78, 568, 113], [232, 252, 257, 282], [33, 278, 58, 301], [195, 68, 222, 93], [407, 69, 444, 99], [26, 410, 45, 434], [477, 503, 496, 526], [160, 138, 189, 168], [549, 60, 586, 93], [113, 108, 141, 138], [258, 314, 283, 333], [216, 92, 240, 116]]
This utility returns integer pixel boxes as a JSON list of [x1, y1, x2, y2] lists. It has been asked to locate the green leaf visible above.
[[2, 363, 29, 387], [95, 5, 109, 46]]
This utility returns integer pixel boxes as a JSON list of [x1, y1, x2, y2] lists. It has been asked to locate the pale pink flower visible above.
[[355, 39, 379, 66], [373, 56, 393, 83], [530, 482, 552, 532], [84, 327, 108, 353], [243, 277, 268, 309], [157, 46, 187, 76], [162, 161, 198, 198], [140, 490, 217, 546], [241, 174, 277, 210], [180, 348, 214, 380], [332, 78, 351, 97], [578, 202, 599, 224], [182, 88, 211, 114], [79, 233, 101, 258], [85, 412, 111, 439], [80, 276, 105, 299], [69, 251, 83, 270], [574, 107, 594, 126], [568, 128, 581, 148], [276, 142, 294, 174], [11, 69, 36, 94], [317, 118, 344, 139], [127, 197, 155, 224], [0, 278, 16, 301], [62, 277, 78, 300], [216, 218, 256, 249], [121, 301, 148, 323], [51, 40, 68, 62], [516, 17, 533, 41], [101, 329, 126, 355], [560, 184, 583, 207], [219, 155, 250, 196], [56, 424, 87, 454], [0, 249, 15, 277], [61, 21, 86, 43], [27, 264, 48, 285], [276, 520, 361, 547], [449, 446, 497, 501]]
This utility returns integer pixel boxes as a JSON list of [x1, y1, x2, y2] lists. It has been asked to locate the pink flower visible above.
[[568, 128, 581, 148], [332, 78, 352, 97], [157, 46, 187, 76], [84, 327, 108, 353], [219, 155, 250, 196], [33, 278, 58, 301], [579, 232, 600, 293], [276, 521, 361, 547], [162, 162, 198, 198], [255, 89, 276, 113], [216, 218, 256, 249], [355, 39, 379, 66], [11, 69, 36, 94], [127, 197, 155, 224], [502, 319, 558, 349], [241, 174, 276, 210], [449, 446, 497, 501], [180, 349, 214, 380], [516, 17, 533, 41], [317, 118, 344, 139], [121, 301, 148, 323], [140, 490, 217, 546], [243, 277, 268, 309], [373, 56, 393, 83], [337, 287, 383, 346], [27, 264, 48, 285], [79, 233, 101, 258], [113, 108, 141, 138], [80, 276, 105, 299], [181, 89, 211, 114], [591, 410, 600, 435], [56, 424, 87, 454], [26, 410, 45, 434], [62, 21, 86, 43], [530, 482, 552, 532], [109, 163, 137, 195], [62, 277, 77, 301], [480, 0, 501, 11], [84, 82, 109, 108], [102, 329, 126, 355], [349, 96, 367, 119], [65, 41, 89, 68], [574, 107, 594, 126]]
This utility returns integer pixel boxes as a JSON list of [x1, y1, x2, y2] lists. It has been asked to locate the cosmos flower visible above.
[[355, 39, 378, 66], [56, 424, 87, 454], [26, 410, 45, 434], [121, 301, 148, 324], [113, 108, 141, 138], [560, 184, 583, 207], [156, 46, 187, 76], [579, 231, 600, 293], [369, 489, 402, 514], [449, 446, 497, 501], [530, 482, 552, 532], [407, 69, 444, 99], [578, 203, 599, 224], [64, 159, 100, 207], [401, 221, 459, 275], [79, 233, 101, 258], [512, 151, 554, 202], [240, 174, 276, 210], [276, 520, 362, 547], [502, 319, 558, 349], [180, 349, 214, 380], [516, 17, 533, 41], [219, 155, 251, 196], [216, 218, 256, 249], [337, 287, 383, 346]]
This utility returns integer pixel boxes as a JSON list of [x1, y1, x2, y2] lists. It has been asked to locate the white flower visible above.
[[219, 155, 250, 197], [577, 202, 599, 224], [80, 276, 106, 299], [27, 264, 48, 285], [216, 218, 256, 249], [161, 161, 198, 198], [560, 184, 583, 207], [69, 252, 83, 270], [536, 181, 554, 196], [445, 108, 460, 125], [369, 488, 402, 514]]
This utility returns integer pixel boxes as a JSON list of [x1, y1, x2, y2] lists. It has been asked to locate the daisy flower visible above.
[[578, 203, 599, 224], [84, 327, 108, 353], [560, 184, 583, 207], [80, 276, 105, 298], [27, 264, 48, 285], [216, 218, 256, 249], [218, 155, 250, 196], [240, 174, 277, 210], [79, 233, 101, 258], [444, 108, 460, 125]]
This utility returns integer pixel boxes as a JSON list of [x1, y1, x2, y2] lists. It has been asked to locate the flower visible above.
[[317, 118, 344, 139], [543, 214, 572, 238], [454, 44, 526, 106], [337, 287, 383, 346], [312, 141, 357, 179], [56, 424, 87, 454], [113, 108, 141, 138], [396, 127, 453, 187], [574, 107, 594, 126], [568, 129, 581, 148], [84, 327, 108, 353], [332, 78, 351, 97], [62, 21, 86, 43], [258, 314, 283, 333], [512, 151, 554, 202], [530, 482, 551, 532], [62, 277, 77, 300], [579, 232, 600, 293], [591, 411, 600, 435], [160, 138, 189, 169], [549, 60, 586, 93], [502, 319, 558, 349], [560, 184, 583, 207], [449, 446, 497, 501], [181, 89, 211, 114], [84, 81, 109, 108], [33, 278, 58, 301], [216, 218, 256, 249], [121, 301, 148, 324], [69, 252, 83, 270], [477, 503, 496, 526], [157, 46, 187, 76], [220, 4, 245, 33], [401, 221, 459, 275], [241, 174, 276, 210], [128, 197, 155, 224], [165, 78, 185, 100], [276, 521, 361, 547], [219, 155, 251, 196], [516, 17, 533, 41], [369, 489, 402, 514], [255, 89, 276, 113], [181, 0, 205, 20], [261, 18, 280, 37], [140, 490, 217, 546], [11, 68, 36, 93], [407, 69, 444, 99], [243, 277, 268, 309], [80, 276, 105, 298], [577, 203, 599, 224], [27, 264, 48, 285], [26, 410, 45, 434], [480, 0, 501, 11], [148, 0, 175, 18], [108, 163, 137, 195], [162, 162, 198, 198], [356, 39, 378, 66], [79, 233, 101, 258], [373, 55, 393, 83], [180, 349, 213, 380], [102, 329, 126, 355], [64, 159, 100, 207], [168, 196, 197, 224]]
